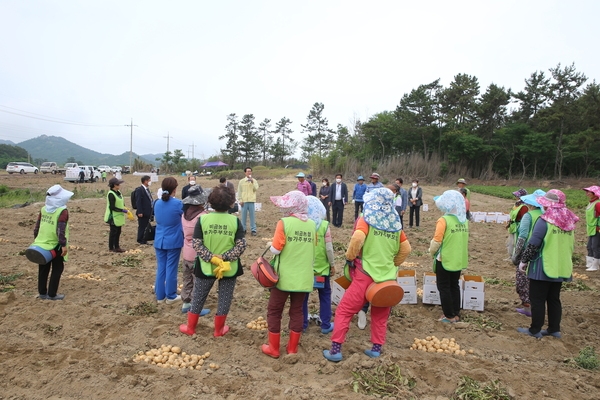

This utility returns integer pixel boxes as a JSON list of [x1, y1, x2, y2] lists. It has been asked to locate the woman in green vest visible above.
[[506, 188, 528, 257], [302, 195, 335, 334], [104, 177, 129, 252], [512, 189, 545, 317], [179, 185, 247, 337], [582, 186, 600, 272], [429, 190, 469, 323], [262, 191, 316, 358], [517, 190, 579, 338], [324, 188, 411, 362], [31, 185, 74, 300]]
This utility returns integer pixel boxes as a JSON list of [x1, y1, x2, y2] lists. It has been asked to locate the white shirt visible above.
[[335, 183, 342, 200]]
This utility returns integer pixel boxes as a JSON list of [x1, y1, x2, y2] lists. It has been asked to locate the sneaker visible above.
[[321, 323, 334, 334], [38, 294, 49, 300], [517, 327, 542, 338], [157, 298, 166, 304], [364, 349, 381, 358], [200, 308, 210, 317], [181, 302, 191, 313], [47, 294, 65, 301], [357, 310, 367, 330], [516, 307, 532, 317], [165, 295, 182, 305], [251, 231, 257, 236], [540, 329, 562, 338], [323, 350, 343, 362]]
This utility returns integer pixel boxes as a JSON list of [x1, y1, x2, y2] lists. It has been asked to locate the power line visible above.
[[125, 119, 138, 168], [0, 105, 122, 127]]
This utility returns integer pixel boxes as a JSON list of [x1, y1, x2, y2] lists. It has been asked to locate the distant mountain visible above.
[[0, 139, 15, 145], [141, 153, 165, 162], [17, 135, 156, 166]]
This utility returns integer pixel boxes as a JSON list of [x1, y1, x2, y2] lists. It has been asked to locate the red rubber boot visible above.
[[179, 312, 200, 336], [213, 314, 230, 337], [286, 331, 301, 354], [261, 332, 281, 358]]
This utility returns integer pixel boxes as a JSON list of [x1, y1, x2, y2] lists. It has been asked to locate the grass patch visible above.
[[573, 346, 600, 370], [484, 277, 514, 287], [469, 185, 588, 210], [461, 314, 503, 330], [0, 272, 23, 292], [411, 250, 425, 257], [126, 301, 158, 316], [0, 184, 107, 208], [112, 255, 143, 268], [390, 307, 408, 318], [332, 242, 347, 252], [452, 376, 511, 400], [563, 280, 594, 292], [351, 363, 416, 397]]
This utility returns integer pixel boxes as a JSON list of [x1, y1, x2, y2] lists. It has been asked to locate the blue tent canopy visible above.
[[201, 161, 228, 167]]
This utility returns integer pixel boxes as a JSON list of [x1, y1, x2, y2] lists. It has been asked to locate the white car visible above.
[[6, 162, 39, 174], [98, 165, 111, 173], [110, 166, 122, 173]]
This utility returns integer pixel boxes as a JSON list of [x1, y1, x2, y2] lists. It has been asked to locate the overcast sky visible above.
[[1, 0, 598, 160]]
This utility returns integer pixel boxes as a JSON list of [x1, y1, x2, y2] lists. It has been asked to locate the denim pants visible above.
[[240, 202, 256, 233]]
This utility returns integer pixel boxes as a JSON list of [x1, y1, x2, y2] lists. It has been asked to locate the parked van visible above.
[[64, 166, 101, 183]]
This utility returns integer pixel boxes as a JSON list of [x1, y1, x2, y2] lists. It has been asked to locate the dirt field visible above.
[[1, 173, 599, 399]]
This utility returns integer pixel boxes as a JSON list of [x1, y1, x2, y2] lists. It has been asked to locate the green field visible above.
[[469, 185, 589, 210]]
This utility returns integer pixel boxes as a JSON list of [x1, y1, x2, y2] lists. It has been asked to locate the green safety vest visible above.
[[273, 217, 315, 292], [199, 213, 239, 277], [540, 223, 574, 279], [585, 200, 600, 236], [434, 215, 469, 272], [104, 190, 125, 227], [32, 206, 69, 261], [313, 221, 330, 276], [508, 204, 525, 234], [526, 209, 543, 241], [361, 225, 400, 283]]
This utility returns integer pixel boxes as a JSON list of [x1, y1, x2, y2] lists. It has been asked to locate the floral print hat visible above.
[[537, 189, 579, 232], [363, 188, 402, 232], [270, 190, 309, 221], [306, 195, 326, 229], [434, 190, 467, 224]]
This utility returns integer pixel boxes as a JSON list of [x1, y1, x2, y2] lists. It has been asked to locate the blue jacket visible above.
[[353, 183, 367, 202], [154, 197, 184, 250], [399, 187, 409, 212]]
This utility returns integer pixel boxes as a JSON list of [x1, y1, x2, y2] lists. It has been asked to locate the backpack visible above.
[[131, 188, 138, 209]]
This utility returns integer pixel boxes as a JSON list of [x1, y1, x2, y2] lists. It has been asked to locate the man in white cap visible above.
[[456, 178, 470, 200], [296, 172, 311, 196], [31, 185, 74, 300]]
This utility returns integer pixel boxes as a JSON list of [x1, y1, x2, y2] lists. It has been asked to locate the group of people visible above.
[[299, 172, 424, 229], [28, 171, 588, 361]]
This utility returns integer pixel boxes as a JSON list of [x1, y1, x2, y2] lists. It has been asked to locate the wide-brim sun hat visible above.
[[583, 186, 600, 198], [109, 177, 124, 186], [45, 184, 74, 213], [537, 189, 566, 209], [296, 172, 306, 178], [456, 178, 467, 184], [182, 186, 210, 206], [370, 173, 380, 179], [512, 188, 528, 198], [520, 189, 546, 208]]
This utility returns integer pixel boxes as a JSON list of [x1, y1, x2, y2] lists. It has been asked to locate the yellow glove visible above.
[[126, 210, 135, 221], [212, 259, 231, 279]]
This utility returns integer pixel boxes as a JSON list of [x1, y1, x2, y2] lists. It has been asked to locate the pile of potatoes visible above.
[[69, 245, 85, 250], [66, 273, 104, 281], [0, 238, 11, 243], [573, 272, 589, 280], [416, 288, 423, 298], [400, 262, 420, 267], [125, 249, 143, 255], [410, 336, 473, 356], [246, 316, 268, 331], [133, 345, 219, 370]]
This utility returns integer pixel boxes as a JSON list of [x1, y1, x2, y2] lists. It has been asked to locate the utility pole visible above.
[[190, 142, 197, 160], [164, 133, 172, 153], [125, 119, 138, 169]]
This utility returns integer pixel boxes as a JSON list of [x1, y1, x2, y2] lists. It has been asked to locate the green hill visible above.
[[17, 135, 156, 166]]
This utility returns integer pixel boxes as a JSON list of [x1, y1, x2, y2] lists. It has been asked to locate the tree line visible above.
[[218, 63, 599, 180]]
